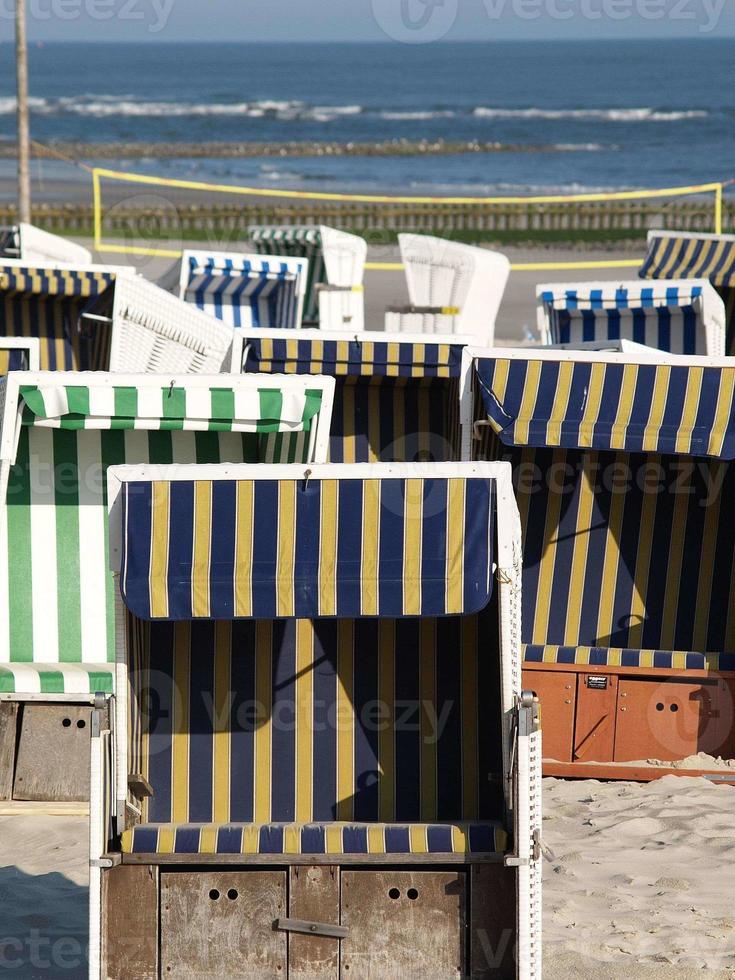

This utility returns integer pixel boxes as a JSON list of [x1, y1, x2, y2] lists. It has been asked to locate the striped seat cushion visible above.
[[523, 645, 735, 671], [121, 821, 507, 855], [0, 663, 114, 694]]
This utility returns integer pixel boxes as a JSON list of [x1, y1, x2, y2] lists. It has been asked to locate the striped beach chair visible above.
[[249, 225, 367, 328], [243, 328, 470, 463], [0, 222, 92, 264], [90, 460, 540, 980], [179, 250, 308, 329], [640, 230, 735, 353], [0, 262, 241, 373], [463, 345, 735, 776], [0, 371, 335, 803], [537, 278, 726, 355], [0, 337, 40, 373], [385, 235, 510, 344]]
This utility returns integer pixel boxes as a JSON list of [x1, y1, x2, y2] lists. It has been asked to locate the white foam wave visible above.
[[472, 106, 708, 122], [380, 110, 456, 121], [0, 96, 365, 120]]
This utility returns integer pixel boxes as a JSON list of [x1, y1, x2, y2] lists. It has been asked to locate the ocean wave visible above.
[[0, 95, 364, 120], [380, 110, 456, 121], [0, 95, 711, 126], [472, 106, 709, 122]]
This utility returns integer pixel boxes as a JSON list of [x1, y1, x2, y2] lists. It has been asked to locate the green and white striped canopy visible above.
[[17, 382, 323, 432]]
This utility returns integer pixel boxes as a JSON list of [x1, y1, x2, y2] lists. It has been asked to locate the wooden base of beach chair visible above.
[[0, 702, 19, 800], [524, 664, 735, 777], [100, 861, 517, 980], [12, 702, 108, 802]]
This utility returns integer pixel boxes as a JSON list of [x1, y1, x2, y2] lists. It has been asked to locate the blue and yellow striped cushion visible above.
[[120, 821, 507, 855], [523, 645, 734, 671]]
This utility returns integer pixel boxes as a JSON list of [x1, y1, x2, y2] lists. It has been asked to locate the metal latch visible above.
[[275, 918, 349, 939]]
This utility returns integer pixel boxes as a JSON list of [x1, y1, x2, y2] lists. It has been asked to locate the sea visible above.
[[0, 39, 733, 195]]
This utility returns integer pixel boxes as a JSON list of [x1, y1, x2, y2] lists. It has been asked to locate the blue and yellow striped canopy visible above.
[[120, 476, 494, 620], [245, 337, 464, 378], [0, 265, 116, 298], [475, 356, 735, 457], [640, 234, 735, 288]]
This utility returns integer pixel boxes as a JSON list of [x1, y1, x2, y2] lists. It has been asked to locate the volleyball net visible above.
[[92, 167, 728, 273]]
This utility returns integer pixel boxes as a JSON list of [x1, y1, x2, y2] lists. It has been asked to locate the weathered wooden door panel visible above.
[[288, 865, 340, 980], [160, 871, 286, 979], [101, 865, 158, 980], [340, 871, 465, 980], [522, 669, 576, 762], [13, 703, 98, 801], [0, 702, 19, 800]]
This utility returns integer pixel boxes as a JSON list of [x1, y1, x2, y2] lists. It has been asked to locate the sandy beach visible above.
[[2, 776, 734, 977]]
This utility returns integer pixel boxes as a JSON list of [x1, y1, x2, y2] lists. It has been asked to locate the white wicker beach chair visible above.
[[536, 278, 726, 355], [106, 276, 243, 373], [385, 235, 510, 343], [315, 225, 367, 331], [0, 222, 92, 264], [179, 249, 308, 329]]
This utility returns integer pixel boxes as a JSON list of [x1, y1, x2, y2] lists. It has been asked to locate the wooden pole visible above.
[[15, 0, 31, 225]]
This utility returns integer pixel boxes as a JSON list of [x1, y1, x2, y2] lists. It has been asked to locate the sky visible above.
[[0, 0, 733, 43]]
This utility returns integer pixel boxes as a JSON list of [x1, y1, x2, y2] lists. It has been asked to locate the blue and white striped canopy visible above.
[[120, 476, 494, 620], [475, 355, 735, 457], [244, 337, 464, 377], [184, 255, 301, 329], [538, 282, 711, 353]]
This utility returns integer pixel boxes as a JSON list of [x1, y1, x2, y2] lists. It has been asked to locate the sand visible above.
[[1, 777, 734, 977], [0, 814, 88, 979], [543, 776, 735, 979]]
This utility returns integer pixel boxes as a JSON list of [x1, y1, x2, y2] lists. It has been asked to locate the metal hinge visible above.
[[274, 918, 349, 939]]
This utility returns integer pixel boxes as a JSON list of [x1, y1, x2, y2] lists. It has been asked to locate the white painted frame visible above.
[[0, 337, 40, 371]]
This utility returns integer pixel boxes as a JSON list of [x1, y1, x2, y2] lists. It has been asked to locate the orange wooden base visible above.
[[522, 663, 735, 780]]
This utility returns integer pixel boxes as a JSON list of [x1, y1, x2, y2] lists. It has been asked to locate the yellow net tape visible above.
[[92, 167, 725, 270]]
